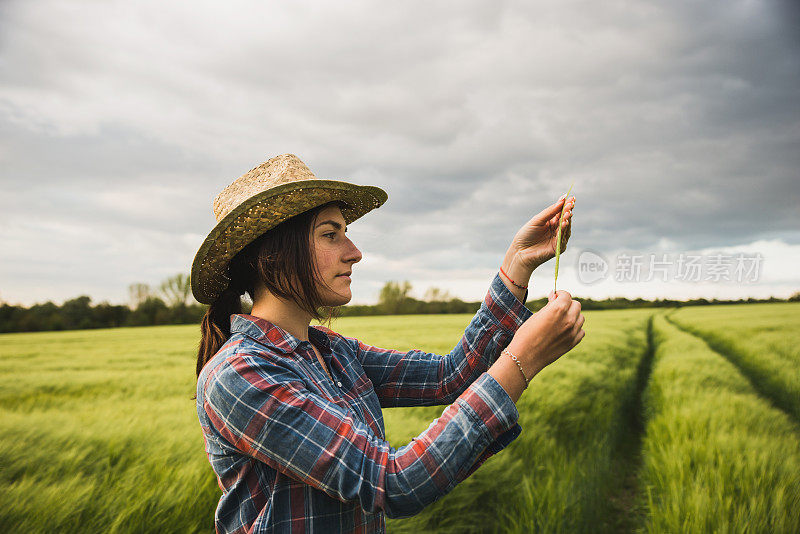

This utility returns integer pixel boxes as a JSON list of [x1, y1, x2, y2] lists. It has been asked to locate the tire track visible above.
[[603, 312, 657, 533], [665, 313, 800, 426]]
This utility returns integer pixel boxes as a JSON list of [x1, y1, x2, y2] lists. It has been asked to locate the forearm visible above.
[[383, 373, 521, 517]]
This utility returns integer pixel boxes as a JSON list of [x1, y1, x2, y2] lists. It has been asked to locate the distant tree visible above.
[[128, 283, 151, 309], [423, 287, 454, 302], [378, 281, 413, 315], [61, 295, 93, 329], [789, 291, 800, 302], [178, 302, 207, 323], [127, 296, 169, 326], [93, 301, 130, 328], [159, 273, 192, 307], [0, 304, 25, 332], [29, 301, 65, 331]]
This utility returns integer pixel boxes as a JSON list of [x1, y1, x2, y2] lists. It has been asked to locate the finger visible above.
[[547, 290, 560, 305], [552, 202, 575, 226], [555, 290, 573, 304], [571, 314, 585, 336], [548, 208, 573, 233], [571, 329, 585, 348], [561, 215, 572, 240], [567, 304, 581, 324], [531, 197, 568, 225], [549, 213, 561, 230], [563, 204, 574, 223]]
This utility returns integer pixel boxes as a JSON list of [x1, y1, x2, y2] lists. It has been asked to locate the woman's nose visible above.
[[344, 239, 362, 264]]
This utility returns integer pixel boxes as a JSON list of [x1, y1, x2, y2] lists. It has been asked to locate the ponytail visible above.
[[196, 285, 243, 378]]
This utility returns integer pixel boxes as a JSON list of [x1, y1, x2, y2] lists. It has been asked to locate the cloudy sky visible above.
[[1, 0, 798, 307]]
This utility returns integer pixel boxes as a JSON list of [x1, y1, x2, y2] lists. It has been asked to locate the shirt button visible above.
[[336, 381, 343, 388]]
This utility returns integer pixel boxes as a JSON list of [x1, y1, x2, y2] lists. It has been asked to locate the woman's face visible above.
[[311, 204, 362, 306]]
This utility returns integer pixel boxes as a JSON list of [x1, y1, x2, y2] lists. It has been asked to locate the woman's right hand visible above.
[[509, 290, 585, 377]]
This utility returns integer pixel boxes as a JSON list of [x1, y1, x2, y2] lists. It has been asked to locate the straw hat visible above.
[[190, 153, 388, 305]]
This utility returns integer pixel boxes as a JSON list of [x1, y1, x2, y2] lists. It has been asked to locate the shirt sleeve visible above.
[[345, 272, 534, 407], [203, 354, 521, 519]]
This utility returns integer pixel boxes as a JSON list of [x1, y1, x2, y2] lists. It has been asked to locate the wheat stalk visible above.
[[554, 182, 574, 292]]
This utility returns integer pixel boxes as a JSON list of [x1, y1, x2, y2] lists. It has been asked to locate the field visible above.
[[1, 303, 799, 533]]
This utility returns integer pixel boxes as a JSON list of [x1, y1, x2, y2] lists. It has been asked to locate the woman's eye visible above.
[[325, 233, 336, 239]]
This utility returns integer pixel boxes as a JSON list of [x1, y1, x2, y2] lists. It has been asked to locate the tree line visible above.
[[1, 275, 798, 334], [0, 274, 203, 333]]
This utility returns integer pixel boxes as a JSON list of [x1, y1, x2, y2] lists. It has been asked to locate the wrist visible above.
[[500, 250, 533, 297], [488, 350, 527, 403], [502, 249, 534, 282], [501, 347, 531, 387], [506, 339, 545, 379]]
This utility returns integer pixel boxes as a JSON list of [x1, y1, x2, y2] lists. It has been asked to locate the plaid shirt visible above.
[[197, 272, 533, 533]]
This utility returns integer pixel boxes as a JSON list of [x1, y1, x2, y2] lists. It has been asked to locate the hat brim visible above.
[[191, 179, 387, 305]]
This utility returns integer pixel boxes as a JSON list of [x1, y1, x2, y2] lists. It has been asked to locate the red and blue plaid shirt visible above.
[[196, 272, 533, 533]]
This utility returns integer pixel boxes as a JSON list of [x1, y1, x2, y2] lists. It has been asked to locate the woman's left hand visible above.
[[509, 195, 575, 272]]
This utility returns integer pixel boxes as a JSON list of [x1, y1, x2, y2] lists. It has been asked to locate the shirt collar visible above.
[[230, 313, 332, 355]]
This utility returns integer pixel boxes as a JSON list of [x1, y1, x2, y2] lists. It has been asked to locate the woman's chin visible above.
[[326, 290, 351, 307]]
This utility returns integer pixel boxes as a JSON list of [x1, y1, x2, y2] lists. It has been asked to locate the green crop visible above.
[[3, 304, 799, 533], [554, 182, 574, 292]]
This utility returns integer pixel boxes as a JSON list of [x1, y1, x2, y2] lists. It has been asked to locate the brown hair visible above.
[[195, 201, 346, 378]]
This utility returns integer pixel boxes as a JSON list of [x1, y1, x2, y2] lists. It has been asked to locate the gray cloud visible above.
[[1, 0, 798, 305]]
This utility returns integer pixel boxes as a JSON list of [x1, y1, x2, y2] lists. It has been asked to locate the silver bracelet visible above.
[[502, 347, 531, 386]]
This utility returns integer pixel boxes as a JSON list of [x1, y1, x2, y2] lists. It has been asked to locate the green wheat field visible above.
[[1, 304, 799, 533]]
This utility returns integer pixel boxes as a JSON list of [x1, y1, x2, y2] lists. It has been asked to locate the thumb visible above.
[[548, 290, 556, 302]]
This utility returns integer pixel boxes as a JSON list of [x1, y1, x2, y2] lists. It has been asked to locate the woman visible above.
[[192, 154, 583, 533]]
